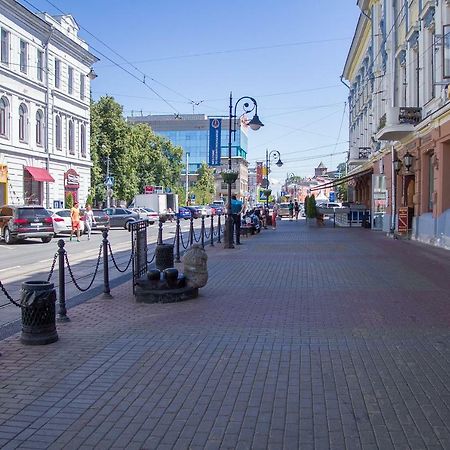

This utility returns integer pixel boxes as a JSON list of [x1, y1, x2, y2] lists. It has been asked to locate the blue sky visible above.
[[24, 0, 360, 182]]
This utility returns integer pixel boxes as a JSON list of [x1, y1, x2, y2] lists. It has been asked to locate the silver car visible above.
[[103, 207, 140, 229]]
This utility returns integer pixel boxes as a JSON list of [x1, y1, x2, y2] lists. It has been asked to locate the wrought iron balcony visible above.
[[375, 106, 422, 141]]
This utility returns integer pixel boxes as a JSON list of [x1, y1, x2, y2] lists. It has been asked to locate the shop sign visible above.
[[0, 165, 7, 183], [64, 169, 80, 189]]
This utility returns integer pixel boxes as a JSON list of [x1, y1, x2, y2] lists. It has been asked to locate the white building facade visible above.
[[0, 0, 97, 208]]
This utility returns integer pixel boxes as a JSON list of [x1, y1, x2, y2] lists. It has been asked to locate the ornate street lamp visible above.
[[393, 157, 402, 173], [403, 151, 413, 172], [264, 149, 283, 209], [224, 92, 264, 249]]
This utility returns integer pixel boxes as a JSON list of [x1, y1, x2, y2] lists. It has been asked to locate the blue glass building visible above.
[[127, 114, 248, 174]]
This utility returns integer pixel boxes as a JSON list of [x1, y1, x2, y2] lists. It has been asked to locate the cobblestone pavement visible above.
[[0, 219, 449, 449]]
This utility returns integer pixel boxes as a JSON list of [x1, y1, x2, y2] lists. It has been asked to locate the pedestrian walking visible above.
[[70, 201, 81, 242], [84, 204, 95, 240], [230, 195, 243, 245], [294, 201, 300, 220], [272, 203, 279, 229], [288, 200, 294, 221]]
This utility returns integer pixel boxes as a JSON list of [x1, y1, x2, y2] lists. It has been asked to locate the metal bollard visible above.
[[333, 211, 336, 228], [201, 216, 205, 248], [217, 214, 221, 243], [57, 239, 70, 322], [210, 215, 214, 246], [103, 230, 112, 298], [189, 217, 194, 246], [157, 219, 163, 244], [175, 218, 181, 263]]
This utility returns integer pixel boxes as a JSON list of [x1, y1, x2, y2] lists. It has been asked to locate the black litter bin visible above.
[[155, 244, 174, 271], [20, 281, 58, 345]]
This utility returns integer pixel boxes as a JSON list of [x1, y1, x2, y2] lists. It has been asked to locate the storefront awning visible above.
[[310, 168, 372, 191], [24, 166, 55, 182]]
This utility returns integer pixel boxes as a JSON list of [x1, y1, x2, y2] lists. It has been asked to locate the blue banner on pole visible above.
[[208, 118, 222, 166]]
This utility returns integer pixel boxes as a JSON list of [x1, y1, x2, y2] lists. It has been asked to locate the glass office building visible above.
[[127, 114, 248, 173]]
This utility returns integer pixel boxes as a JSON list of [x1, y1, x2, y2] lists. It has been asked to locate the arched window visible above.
[[55, 115, 62, 150], [68, 120, 74, 154], [0, 96, 9, 138], [36, 109, 44, 146], [19, 103, 28, 142], [80, 124, 86, 157]]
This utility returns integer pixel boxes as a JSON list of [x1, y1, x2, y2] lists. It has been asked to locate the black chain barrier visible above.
[[192, 226, 202, 243], [179, 229, 190, 249], [108, 242, 133, 273], [147, 246, 156, 264], [46, 252, 58, 282], [64, 245, 102, 292], [0, 280, 21, 307]]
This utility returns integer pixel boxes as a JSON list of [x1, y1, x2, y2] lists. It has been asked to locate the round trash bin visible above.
[[20, 281, 58, 345], [155, 244, 174, 271]]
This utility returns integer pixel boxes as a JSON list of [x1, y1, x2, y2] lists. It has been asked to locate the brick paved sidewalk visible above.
[[0, 219, 449, 449]]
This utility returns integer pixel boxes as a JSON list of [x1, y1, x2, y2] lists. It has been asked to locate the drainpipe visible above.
[[44, 28, 54, 209]]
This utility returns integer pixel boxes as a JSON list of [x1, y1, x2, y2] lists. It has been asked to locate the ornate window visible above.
[[68, 120, 75, 154], [19, 103, 28, 142], [0, 96, 9, 138], [80, 124, 86, 157], [55, 115, 62, 150], [36, 110, 44, 146]]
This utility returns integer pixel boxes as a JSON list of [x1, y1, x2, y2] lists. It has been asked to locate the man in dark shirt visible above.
[[230, 195, 243, 244]]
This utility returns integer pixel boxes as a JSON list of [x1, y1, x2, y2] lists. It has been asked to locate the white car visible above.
[[130, 207, 159, 224], [49, 209, 85, 236]]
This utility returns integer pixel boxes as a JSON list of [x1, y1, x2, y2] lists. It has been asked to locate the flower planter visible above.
[[221, 172, 238, 184]]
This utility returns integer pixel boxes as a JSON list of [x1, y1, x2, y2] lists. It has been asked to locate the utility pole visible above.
[[106, 155, 111, 208], [185, 152, 189, 205]]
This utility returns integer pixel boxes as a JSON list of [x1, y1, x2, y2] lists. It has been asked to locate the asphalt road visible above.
[[0, 217, 211, 330]]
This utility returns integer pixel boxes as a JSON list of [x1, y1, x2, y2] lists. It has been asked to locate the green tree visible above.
[[65, 192, 74, 209], [191, 162, 215, 204], [304, 195, 309, 215], [306, 195, 317, 219]]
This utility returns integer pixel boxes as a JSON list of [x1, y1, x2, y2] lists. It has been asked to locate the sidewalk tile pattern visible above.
[[0, 220, 449, 449]]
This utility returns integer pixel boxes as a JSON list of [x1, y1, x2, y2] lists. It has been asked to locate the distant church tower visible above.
[[315, 161, 327, 177]]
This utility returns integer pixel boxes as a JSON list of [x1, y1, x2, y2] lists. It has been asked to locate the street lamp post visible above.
[[224, 92, 264, 249], [264, 149, 283, 209], [286, 172, 294, 197]]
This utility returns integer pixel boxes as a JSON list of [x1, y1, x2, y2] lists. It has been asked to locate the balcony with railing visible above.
[[375, 106, 422, 141]]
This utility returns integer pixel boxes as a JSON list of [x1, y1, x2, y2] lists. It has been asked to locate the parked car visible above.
[[210, 204, 225, 215], [177, 207, 192, 220], [88, 209, 110, 232], [201, 205, 212, 217], [103, 207, 139, 229], [185, 206, 204, 219], [130, 207, 159, 224], [48, 208, 85, 236], [317, 202, 343, 209], [0, 205, 54, 244]]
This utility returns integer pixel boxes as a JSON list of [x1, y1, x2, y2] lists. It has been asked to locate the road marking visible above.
[[39, 259, 53, 263], [0, 246, 14, 250], [0, 266, 20, 272]]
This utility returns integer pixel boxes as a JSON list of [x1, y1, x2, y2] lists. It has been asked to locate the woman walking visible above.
[[84, 204, 96, 240], [272, 203, 279, 229]]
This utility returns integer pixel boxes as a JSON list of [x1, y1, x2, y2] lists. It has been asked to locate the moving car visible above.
[[0, 205, 54, 244], [209, 204, 225, 215], [277, 202, 291, 218], [103, 207, 139, 229]]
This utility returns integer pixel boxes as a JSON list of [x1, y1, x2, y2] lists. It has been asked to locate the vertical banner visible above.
[[208, 118, 222, 166], [256, 162, 263, 184]]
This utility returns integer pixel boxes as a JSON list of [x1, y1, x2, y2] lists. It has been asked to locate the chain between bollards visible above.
[[102, 230, 112, 298], [175, 218, 181, 263], [57, 239, 70, 322], [217, 214, 221, 243]]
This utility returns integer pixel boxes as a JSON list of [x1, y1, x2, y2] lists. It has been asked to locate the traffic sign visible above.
[[105, 176, 114, 188]]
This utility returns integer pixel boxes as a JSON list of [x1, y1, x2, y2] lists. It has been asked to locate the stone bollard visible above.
[[183, 244, 208, 288], [155, 243, 174, 271]]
